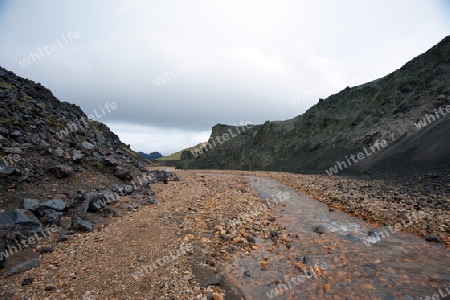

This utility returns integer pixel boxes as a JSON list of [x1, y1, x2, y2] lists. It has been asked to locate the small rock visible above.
[[425, 234, 441, 243], [44, 285, 56, 291], [244, 270, 250, 277], [313, 225, 326, 234], [38, 246, 54, 254], [22, 277, 33, 286]]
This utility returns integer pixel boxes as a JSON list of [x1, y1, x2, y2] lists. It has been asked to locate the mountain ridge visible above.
[[181, 35, 450, 174]]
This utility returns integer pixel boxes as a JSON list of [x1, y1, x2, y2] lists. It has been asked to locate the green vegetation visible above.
[[157, 143, 206, 161]]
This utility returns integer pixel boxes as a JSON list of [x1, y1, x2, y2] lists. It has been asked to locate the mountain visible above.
[[158, 143, 207, 161], [138, 151, 163, 160], [181, 35, 450, 174], [0, 66, 185, 272]]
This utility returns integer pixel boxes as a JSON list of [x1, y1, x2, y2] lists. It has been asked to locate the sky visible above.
[[0, 0, 449, 155]]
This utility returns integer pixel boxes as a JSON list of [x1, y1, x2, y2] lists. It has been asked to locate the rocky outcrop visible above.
[[181, 35, 450, 174]]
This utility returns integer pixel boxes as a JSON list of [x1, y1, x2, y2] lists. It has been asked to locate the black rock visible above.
[[201, 278, 221, 288], [115, 166, 132, 181], [38, 246, 54, 254], [313, 225, 326, 234], [22, 277, 33, 286], [0, 166, 16, 176], [50, 164, 74, 178], [0, 209, 43, 234], [425, 234, 441, 243], [0, 243, 5, 269], [246, 236, 256, 244], [72, 217, 93, 232], [244, 270, 251, 277]]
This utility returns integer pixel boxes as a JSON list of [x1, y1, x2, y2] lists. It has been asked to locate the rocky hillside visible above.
[[0, 66, 179, 273], [181, 35, 450, 174]]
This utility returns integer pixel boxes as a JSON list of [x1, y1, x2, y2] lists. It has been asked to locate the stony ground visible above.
[[1, 169, 449, 299]]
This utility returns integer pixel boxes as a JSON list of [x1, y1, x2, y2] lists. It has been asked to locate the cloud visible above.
[[106, 122, 210, 155], [0, 0, 449, 153]]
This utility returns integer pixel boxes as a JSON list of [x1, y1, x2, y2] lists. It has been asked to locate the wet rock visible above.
[[23, 198, 40, 211], [50, 164, 73, 178]]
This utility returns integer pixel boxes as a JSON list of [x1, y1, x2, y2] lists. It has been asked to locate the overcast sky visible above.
[[0, 0, 449, 155]]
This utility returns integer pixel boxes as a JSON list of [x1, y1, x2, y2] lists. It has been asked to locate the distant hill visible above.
[[158, 143, 206, 161], [181, 35, 450, 175], [137, 151, 163, 160]]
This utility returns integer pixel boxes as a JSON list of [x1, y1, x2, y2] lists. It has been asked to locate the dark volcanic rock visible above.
[[4, 258, 41, 277], [50, 164, 74, 178], [425, 234, 441, 243], [115, 166, 132, 181], [23, 199, 40, 211], [0, 209, 42, 233], [72, 217, 93, 232], [41, 199, 66, 211], [0, 166, 16, 176]]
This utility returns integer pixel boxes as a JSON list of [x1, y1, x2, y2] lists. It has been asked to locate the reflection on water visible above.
[[224, 176, 450, 300]]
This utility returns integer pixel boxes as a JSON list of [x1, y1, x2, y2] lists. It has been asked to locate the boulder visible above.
[[115, 167, 132, 181], [0, 209, 42, 234], [41, 199, 66, 211], [23, 199, 40, 211], [72, 149, 84, 163], [81, 141, 95, 150], [50, 164, 73, 178], [0, 166, 16, 176], [103, 156, 118, 166], [72, 217, 93, 232]]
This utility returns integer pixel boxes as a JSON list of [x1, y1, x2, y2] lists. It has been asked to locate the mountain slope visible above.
[[158, 143, 206, 161], [0, 66, 149, 209], [138, 151, 163, 160], [181, 35, 450, 174]]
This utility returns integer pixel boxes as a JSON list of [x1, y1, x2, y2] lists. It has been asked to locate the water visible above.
[[224, 176, 450, 300]]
